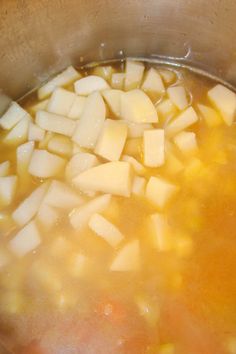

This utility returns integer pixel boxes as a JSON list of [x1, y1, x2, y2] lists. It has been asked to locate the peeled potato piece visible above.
[[132, 176, 146, 196], [66, 152, 99, 181], [148, 213, 172, 251], [124, 60, 144, 91], [9, 220, 41, 257], [158, 69, 176, 85], [111, 73, 125, 90], [37, 203, 59, 230], [17, 141, 35, 182], [4, 116, 31, 146], [167, 86, 188, 110], [0, 161, 10, 177], [156, 99, 177, 121], [47, 135, 73, 157], [0, 102, 28, 130], [122, 155, 146, 175], [197, 104, 223, 127], [28, 149, 66, 178], [73, 161, 132, 197], [93, 66, 114, 81], [173, 131, 198, 156], [74, 75, 110, 95], [165, 106, 198, 138], [146, 176, 179, 209], [110, 239, 140, 271], [28, 123, 45, 142], [36, 110, 76, 137], [121, 120, 153, 138], [70, 194, 111, 230], [142, 68, 165, 95], [68, 96, 86, 120], [0, 176, 17, 207], [47, 88, 76, 116], [102, 89, 122, 117], [143, 129, 165, 167]]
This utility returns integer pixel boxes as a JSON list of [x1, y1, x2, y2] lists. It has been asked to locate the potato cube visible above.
[[9, 220, 41, 257], [122, 155, 146, 175], [146, 176, 178, 209], [208, 84, 236, 125], [156, 99, 177, 121], [4, 116, 30, 146], [36, 110, 76, 137], [165, 106, 198, 138], [167, 86, 188, 110], [17, 141, 35, 181], [132, 176, 146, 196], [125, 60, 144, 91], [47, 88, 76, 116], [121, 120, 153, 138], [0, 161, 10, 177], [0, 176, 17, 207], [0, 102, 27, 130], [120, 89, 158, 123], [111, 73, 125, 90], [68, 96, 86, 119], [95, 119, 128, 161], [93, 66, 114, 81], [110, 239, 140, 271], [28, 149, 66, 178], [158, 69, 176, 85], [48, 135, 73, 157], [44, 180, 83, 209], [143, 129, 165, 167], [37, 203, 59, 230], [197, 103, 223, 127], [28, 123, 45, 141], [173, 131, 198, 156], [123, 137, 142, 158], [148, 213, 172, 251], [74, 75, 110, 95], [38, 131, 55, 149], [142, 68, 165, 94], [102, 89, 122, 117], [66, 152, 99, 181], [72, 92, 106, 148]]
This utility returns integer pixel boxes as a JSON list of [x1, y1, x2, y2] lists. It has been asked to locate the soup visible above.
[[0, 60, 236, 354]]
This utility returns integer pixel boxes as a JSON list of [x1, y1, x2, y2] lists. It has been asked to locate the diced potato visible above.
[[102, 89, 122, 117], [132, 176, 146, 196], [121, 120, 153, 138], [173, 131, 198, 156], [122, 155, 146, 175], [148, 213, 172, 251], [0, 102, 28, 130], [72, 143, 86, 155], [12, 182, 49, 226], [208, 84, 236, 125], [0, 176, 17, 207], [16, 141, 34, 187], [110, 239, 140, 271], [28, 149, 66, 178], [4, 116, 30, 146], [28, 123, 45, 141], [0, 248, 11, 268], [89, 213, 124, 248], [36, 110, 76, 137], [95, 119, 128, 161], [68, 96, 86, 119], [69, 194, 111, 230], [146, 176, 178, 209], [165, 106, 198, 138], [167, 85, 188, 110], [142, 68, 165, 95], [93, 66, 114, 81], [38, 66, 80, 100], [143, 129, 165, 167], [66, 152, 99, 181], [165, 149, 184, 175], [38, 131, 55, 149], [156, 98, 177, 121], [197, 103, 223, 127], [158, 69, 176, 85], [68, 253, 88, 278], [37, 203, 59, 230], [44, 180, 84, 209], [9, 220, 41, 257], [72, 92, 106, 148], [48, 135, 73, 157], [0, 161, 10, 177], [123, 137, 142, 157], [111, 73, 125, 90], [121, 89, 158, 123], [47, 87, 76, 116], [29, 99, 49, 115], [73, 161, 132, 197], [124, 60, 144, 91], [74, 75, 110, 95]]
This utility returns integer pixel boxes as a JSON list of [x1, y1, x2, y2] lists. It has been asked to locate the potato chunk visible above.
[[173, 131, 198, 156], [0, 102, 27, 130], [124, 60, 144, 91], [132, 176, 146, 196], [36, 111, 76, 137], [66, 152, 99, 181], [121, 121, 153, 138], [208, 84, 236, 126], [74, 75, 110, 95], [120, 89, 158, 123], [0, 176, 17, 207], [47, 135, 73, 157], [167, 86, 188, 110], [111, 73, 125, 90], [110, 240, 140, 271], [47, 88, 76, 116], [148, 213, 172, 251], [197, 103, 222, 127], [9, 220, 41, 257], [143, 129, 165, 167], [122, 155, 146, 175], [142, 68, 165, 95], [89, 213, 124, 248], [16, 141, 35, 183], [72, 92, 106, 148], [146, 176, 178, 209], [28, 123, 45, 142], [28, 149, 66, 178], [73, 161, 132, 197], [93, 66, 114, 81], [165, 106, 198, 138], [44, 180, 83, 209], [0, 161, 10, 177], [102, 89, 122, 117], [37, 204, 59, 230], [4, 116, 30, 146], [95, 119, 128, 161], [68, 96, 86, 119]]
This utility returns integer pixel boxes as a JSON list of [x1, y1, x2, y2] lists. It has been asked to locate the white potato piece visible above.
[[68, 96, 86, 119], [167, 86, 188, 110], [73, 161, 132, 197], [69, 194, 111, 230], [132, 176, 146, 196], [0, 161, 10, 177], [0, 248, 10, 268], [9, 220, 41, 257], [89, 213, 124, 248], [102, 89, 122, 117], [38, 66, 80, 100], [173, 131, 198, 156], [93, 66, 114, 81], [146, 176, 178, 209], [158, 69, 176, 85], [125, 60, 144, 91], [165, 148, 184, 175], [111, 73, 125, 90], [156, 99, 177, 120], [121, 121, 153, 138], [44, 180, 83, 209], [110, 239, 140, 271], [4, 116, 30, 146], [197, 104, 222, 127], [142, 68, 165, 94], [29, 99, 49, 115], [74, 75, 110, 95], [95, 119, 128, 161], [38, 131, 55, 149], [48, 135, 73, 157], [124, 137, 142, 157], [148, 213, 172, 251], [120, 89, 158, 123], [12, 182, 49, 226], [47, 88, 76, 116], [122, 155, 146, 175], [17, 141, 35, 185], [28, 149, 66, 178], [66, 152, 99, 181], [165, 106, 198, 138], [143, 129, 165, 167], [72, 92, 106, 148], [72, 143, 86, 155], [208, 84, 236, 126], [0, 102, 28, 130], [0, 176, 17, 207], [36, 110, 76, 137], [28, 123, 45, 141], [37, 203, 59, 230]]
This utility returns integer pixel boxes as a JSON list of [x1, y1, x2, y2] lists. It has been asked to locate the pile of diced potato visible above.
[[0, 59, 235, 274]]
